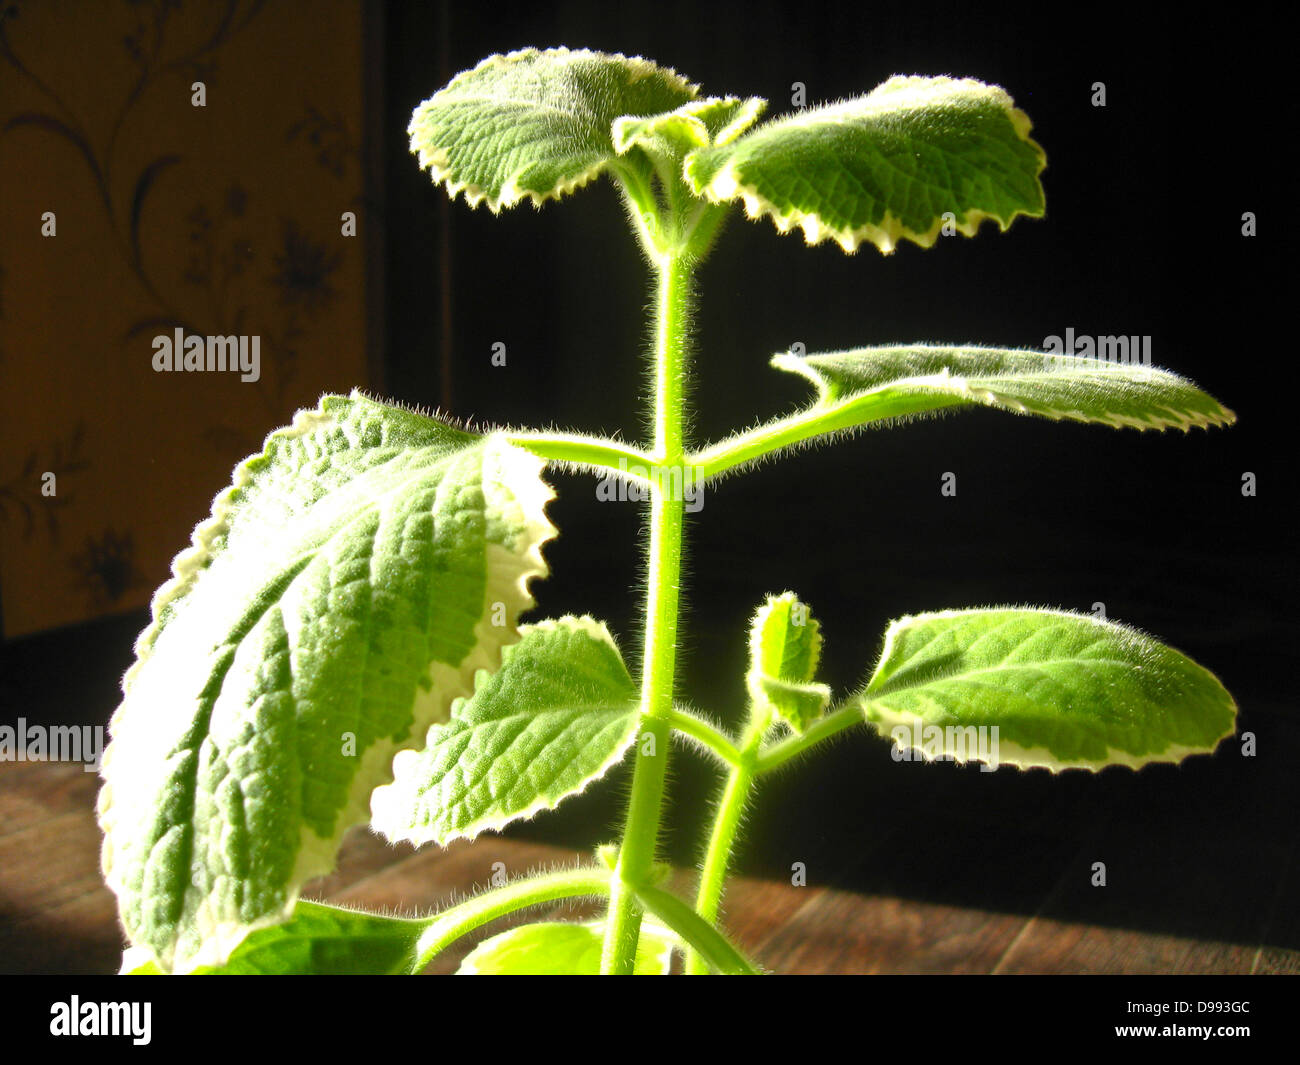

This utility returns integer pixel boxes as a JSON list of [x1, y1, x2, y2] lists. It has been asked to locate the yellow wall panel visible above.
[[0, 1, 372, 637]]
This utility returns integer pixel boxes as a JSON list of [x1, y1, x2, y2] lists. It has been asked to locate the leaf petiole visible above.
[[634, 883, 761, 975], [413, 866, 613, 972], [684, 744, 759, 975], [505, 430, 655, 481], [666, 706, 741, 767], [755, 704, 864, 775]]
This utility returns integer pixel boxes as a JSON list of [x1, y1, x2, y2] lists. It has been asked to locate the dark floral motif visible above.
[[182, 184, 253, 290], [286, 104, 359, 178], [122, 0, 182, 72], [0, 422, 89, 542], [1, 0, 269, 321], [269, 219, 341, 313], [69, 527, 143, 607]]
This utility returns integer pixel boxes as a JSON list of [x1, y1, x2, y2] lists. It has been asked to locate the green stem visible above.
[[635, 883, 761, 975], [612, 162, 665, 258], [688, 408, 832, 482], [680, 704, 863, 973], [685, 710, 767, 974], [688, 387, 973, 483], [413, 867, 611, 972], [755, 704, 863, 775], [600, 250, 694, 974], [666, 706, 741, 767], [505, 430, 654, 479]]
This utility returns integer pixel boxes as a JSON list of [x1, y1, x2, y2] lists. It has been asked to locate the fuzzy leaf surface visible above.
[[121, 901, 428, 975], [372, 616, 639, 846], [856, 608, 1237, 771], [694, 346, 1234, 480], [613, 95, 766, 157], [99, 392, 554, 972], [747, 592, 830, 733], [686, 75, 1046, 252], [410, 47, 698, 211], [777, 345, 1235, 431]]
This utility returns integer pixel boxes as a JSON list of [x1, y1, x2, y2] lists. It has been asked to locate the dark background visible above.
[[4, 1, 1294, 954]]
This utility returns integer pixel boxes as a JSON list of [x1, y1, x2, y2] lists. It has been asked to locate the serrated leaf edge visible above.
[[771, 349, 1237, 432], [372, 615, 640, 848], [692, 75, 1045, 254], [410, 46, 700, 213], [100, 404, 556, 972], [119, 397, 339, 691], [745, 591, 829, 733], [713, 96, 769, 146], [858, 606, 1238, 773], [288, 436, 558, 871], [98, 395, 348, 941]]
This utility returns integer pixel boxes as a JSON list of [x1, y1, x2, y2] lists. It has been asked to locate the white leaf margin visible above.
[[371, 615, 640, 847], [857, 606, 1238, 774], [98, 393, 557, 971], [689, 75, 1046, 254], [410, 46, 700, 213], [772, 347, 1238, 432]]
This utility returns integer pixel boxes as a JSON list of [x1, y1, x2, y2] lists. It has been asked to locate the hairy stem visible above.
[[505, 430, 654, 479], [685, 710, 767, 974], [756, 704, 863, 774], [667, 706, 742, 767], [601, 250, 693, 974], [635, 883, 761, 975], [413, 867, 611, 972]]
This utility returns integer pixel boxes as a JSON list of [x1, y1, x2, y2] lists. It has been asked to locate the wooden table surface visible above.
[[3, 758, 1296, 975]]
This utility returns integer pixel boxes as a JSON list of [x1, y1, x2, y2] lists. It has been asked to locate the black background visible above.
[[385, 0, 1297, 949]]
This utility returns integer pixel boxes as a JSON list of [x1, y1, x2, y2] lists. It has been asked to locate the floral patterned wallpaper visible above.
[[0, 0, 373, 638]]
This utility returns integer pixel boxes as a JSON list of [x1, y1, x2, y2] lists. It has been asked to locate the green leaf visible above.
[[747, 592, 830, 733], [612, 96, 766, 157], [692, 345, 1235, 481], [372, 616, 639, 846], [456, 920, 675, 975], [122, 901, 428, 975], [856, 608, 1237, 771], [409, 47, 698, 212], [99, 392, 555, 973], [685, 75, 1046, 253], [776, 345, 1235, 431]]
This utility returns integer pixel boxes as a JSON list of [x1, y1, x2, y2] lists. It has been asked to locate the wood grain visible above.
[[2, 759, 1296, 975]]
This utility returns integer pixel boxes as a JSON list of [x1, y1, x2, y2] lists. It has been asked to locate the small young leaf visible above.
[[372, 616, 639, 846], [685, 75, 1045, 253], [99, 392, 555, 972], [747, 592, 830, 733], [456, 920, 675, 975], [409, 47, 698, 212], [776, 345, 1235, 431], [856, 608, 1237, 771], [122, 901, 428, 975], [612, 96, 767, 157]]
